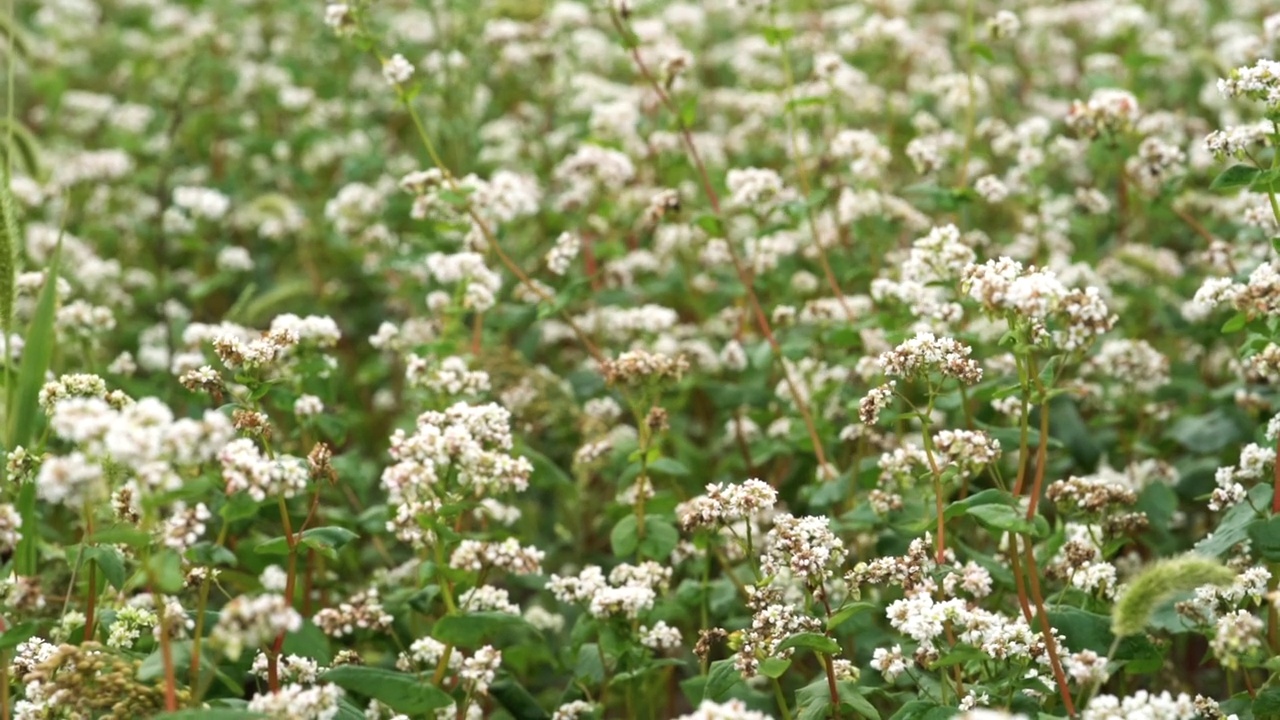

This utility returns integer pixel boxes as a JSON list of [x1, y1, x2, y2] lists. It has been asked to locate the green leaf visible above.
[[890, 701, 957, 720], [797, 679, 880, 720], [139, 640, 192, 681], [776, 632, 840, 655], [321, 666, 454, 714], [11, 238, 60, 575], [1247, 516, 1280, 561], [84, 545, 127, 591], [255, 526, 359, 560], [147, 549, 186, 594], [965, 504, 1047, 538], [758, 657, 791, 678], [219, 493, 261, 522], [0, 621, 40, 651], [639, 517, 679, 560], [648, 457, 689, 476], [1196, 484, 1271, 557], [826, 602, 876, 631], [1254, 686, 1280, 716], [611, 515, 639, 557], [88, 525, 152, 548], [490, 673, 550, 720], [432, 612, 537, 647], [281, 619, 332, 664], [702, 658, 742, 702], [1211, 164, 1263, 190], [1222, 312, 1249, 333]]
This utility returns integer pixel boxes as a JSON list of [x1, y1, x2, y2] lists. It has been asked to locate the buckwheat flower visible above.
[[523, 606, 564, 634], [553, 701, 597, 720], [974, 174, 1009, 203], [216, 246, 253, 272], [987, 10, 1020, 38], [173, 186, 230, 221], [674, 700, 774, 720], [313, 588, 394, 638], [460, 645, 502, 695], [449, 538, 545, 574], [1066, 649, 1110, 685], [600, 350, 689, 386], [398, 636, 462, 673], [13, 637, 56, 677], [1218, 59, 1280, 109], [220, 439, 309, 501], [260, 565, 288, 593], [38, 373, 107, 413], [251, 652, 321, 684], [870, 644, 908, 681], [211, 593, 302, 660], [1083, 692, 1198, 720], [1212, 610, 1264, 669], [725, 167, 793, 213], [761, 514, 846, 584], [248, 682, 343, 720], [160, 501, 210, 551], [35, 452, 105, 507], [1066, 88, 1140, 138], [294, 394, 324, 417], [859, 381, 896, 424], [459, 585, 520, 614], [877, 332, 983, 385], [382, 53, 415, 86], [545, 232, 579, 276], [640, 620, 683, 651]]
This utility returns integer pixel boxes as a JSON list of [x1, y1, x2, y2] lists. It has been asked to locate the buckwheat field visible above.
[[9, 0, 1280, 718]]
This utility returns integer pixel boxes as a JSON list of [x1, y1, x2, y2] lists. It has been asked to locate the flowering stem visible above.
[[609, 9, 833, 476], [268, 494, 299, 693], [771, 12, 857, 322], [771, 677, 794, 720], [1272, 431, 1280, 514], [396, 92, 606, 364], [82, 509, 95, 642], [821, 652, 842, 720], [1023, 539, 1076, 717]]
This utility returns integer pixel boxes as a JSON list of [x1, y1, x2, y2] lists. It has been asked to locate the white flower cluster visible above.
[[676, 478, 777, 530], [876, 332, 984, 385], [963, 257, 1115, 352], [449, 537, 545, 575], [381, 402, 532, 545], [210, 593, 302, 660], [548, 562, 671, 620], [424, 251, 503, 312], [1065, 88, 1140, 138], [1217, 59, 1280, 109], [220, 438, 310, 502], [248, 682, 344, 720], [1082, 691, 1197, 720], [406, 355, 491, 396], [761, 514, 846, 584], [545, 232, 580, 276]]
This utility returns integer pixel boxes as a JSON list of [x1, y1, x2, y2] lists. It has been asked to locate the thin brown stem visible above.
[[610, 10, 832, 474], [1023, 541, 1077, 717]]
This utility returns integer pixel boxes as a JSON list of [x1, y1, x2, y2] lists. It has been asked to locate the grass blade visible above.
[[9, 238, 61, 575]]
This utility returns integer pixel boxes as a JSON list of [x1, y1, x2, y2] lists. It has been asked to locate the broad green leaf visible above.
[[321, 666, 454, 714], [432, 612, 537, 647], [1211, 164, 1263, 190], [826, 602, 876, 631], [776, 632, 840, 655], [84, 545, 127, 591]]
